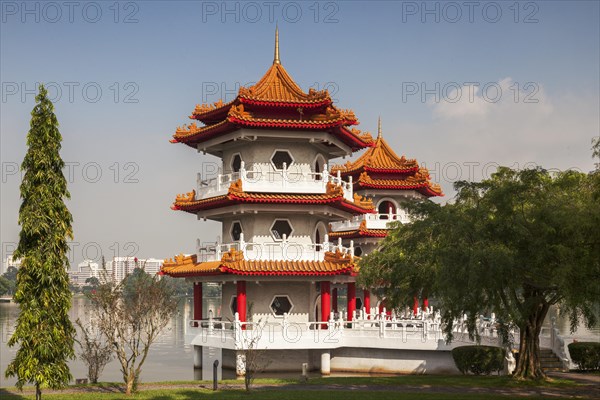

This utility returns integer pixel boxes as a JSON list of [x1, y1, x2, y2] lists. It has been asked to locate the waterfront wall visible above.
[[221, 347, 459, 374]]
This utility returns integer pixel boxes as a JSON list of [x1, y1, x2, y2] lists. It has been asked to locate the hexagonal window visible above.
[[354, 246, 363, 257], [271, 150, 293, 170], [270, 295, 293, 316], [230, 296, 237, 315], [270, 219, 293, 241], [231, 154, 242, 173], [231, 221, 243, 241]]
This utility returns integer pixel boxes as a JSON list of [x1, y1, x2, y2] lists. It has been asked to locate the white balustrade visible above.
[[196, 235, 355, 263], [329, 211, 411, 232], [196, 162, 354, 201], [187, 312, 523, 351]]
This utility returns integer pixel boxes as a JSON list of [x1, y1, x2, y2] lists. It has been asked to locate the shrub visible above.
[[568, 342, 600, 371], [452, 346, 505, 375]]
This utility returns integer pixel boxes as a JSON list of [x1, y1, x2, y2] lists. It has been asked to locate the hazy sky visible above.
[[1, 1, 599, 267]]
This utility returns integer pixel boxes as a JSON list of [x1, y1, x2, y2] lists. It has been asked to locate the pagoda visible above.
[[329, 118, 442, 315], [162, 30, 447, 376], [329, 118, 443, 257]]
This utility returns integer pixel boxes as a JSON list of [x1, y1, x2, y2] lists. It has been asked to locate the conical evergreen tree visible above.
[[5, 85, 75, 400]]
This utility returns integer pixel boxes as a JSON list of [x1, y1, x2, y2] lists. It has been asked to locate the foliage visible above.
[[0, 276, 15, 296], [161, 275, 193, 297], [3, 266, 19, 282], [592, 136, 600, 169], [89, 268, 178, 395], [75, 319, 113, 383], [568, 342, 600, 371], [451, 346, 505, 375], [85, 277, 100, 287], [359, 166, 600, 380], [78, 276, 101, 296], [1, 266, 19, 296], [5, 85, 75, 399]]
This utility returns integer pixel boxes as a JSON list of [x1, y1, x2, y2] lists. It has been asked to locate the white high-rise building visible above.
[[105, 257, 163, 283], [68, 259, 102, 286], [140, 258, 162, 276]]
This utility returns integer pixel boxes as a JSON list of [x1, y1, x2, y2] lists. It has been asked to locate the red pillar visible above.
[[347, 282, 356, 322], [422, 297, 429, 311], [193, 282, 202, 326], [321, 281, 331, 329], [413, 296, 419, 316], [332, 288, 338, 313], [237, 281, 247, 328], [363, 289, 370, 316]]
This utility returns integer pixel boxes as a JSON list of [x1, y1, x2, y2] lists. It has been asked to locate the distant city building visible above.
[[2, 256, 22, 275], [68, 259, 102, 286], [105, 257, 163, 283], [67, 257, 163, 286]]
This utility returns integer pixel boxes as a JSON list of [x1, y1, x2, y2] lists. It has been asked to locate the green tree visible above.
[[0, 276, 13, 296], [3, 266, 19, 282], [85, 277, 100, 287], [360, 166, 599, 380], [90, 269, 177, 394], [161, 275, 193, 297], [5, 86, 75, 399]]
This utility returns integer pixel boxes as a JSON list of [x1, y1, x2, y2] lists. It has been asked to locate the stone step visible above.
[[538, 349, 564, 371], [543, 367, 563, 372], [541, 362, 563, 367]]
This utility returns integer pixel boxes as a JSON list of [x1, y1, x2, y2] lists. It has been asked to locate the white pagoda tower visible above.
[[162, 30, 449, 376]]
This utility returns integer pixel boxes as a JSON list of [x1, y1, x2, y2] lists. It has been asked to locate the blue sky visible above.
[[1, 1, 599, 267]]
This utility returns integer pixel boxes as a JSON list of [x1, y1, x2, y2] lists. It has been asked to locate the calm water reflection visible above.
[[0, 295, 221, 387], [1, 297, 598, 387]]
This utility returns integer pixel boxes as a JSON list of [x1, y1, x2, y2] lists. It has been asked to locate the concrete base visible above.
[[193, 345, 202, 369], [330, 347, 460, 375], [201, 346, 222, 381], [221, 347, 460, 374], [320, 350, 331, 375]]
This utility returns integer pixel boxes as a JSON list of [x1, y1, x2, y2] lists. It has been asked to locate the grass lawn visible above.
[[0, 389, 556, 400], [0, 375, 587, 399]]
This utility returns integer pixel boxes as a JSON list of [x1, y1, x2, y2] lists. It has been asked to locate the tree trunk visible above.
[[36, 382, 41, 400], [513, 300, 550, 379], [125, 373, 135, 395]]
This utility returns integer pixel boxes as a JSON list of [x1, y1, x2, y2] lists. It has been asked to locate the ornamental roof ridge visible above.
[[357, 171, 444, 197], [331, 135, 419, 175], [191, 99, 234, 117], [238, 62, 330, 104]]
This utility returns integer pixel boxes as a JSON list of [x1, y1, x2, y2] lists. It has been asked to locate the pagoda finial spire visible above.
[[274, 25, 281, 65], [377, 116, 382, 138]]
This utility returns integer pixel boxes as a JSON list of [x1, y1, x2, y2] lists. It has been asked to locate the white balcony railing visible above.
[[329, 209, 411, 232], [197, 233, 355, 263], [187, 309, 516, 352], [196, 162, 353, 201]]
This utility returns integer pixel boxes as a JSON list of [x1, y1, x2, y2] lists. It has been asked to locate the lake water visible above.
[[1, 297, 598, 387], [0, 295, 223, 387]]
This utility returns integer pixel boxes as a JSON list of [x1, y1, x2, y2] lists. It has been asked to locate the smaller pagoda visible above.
[[329, 118, 443, 255]]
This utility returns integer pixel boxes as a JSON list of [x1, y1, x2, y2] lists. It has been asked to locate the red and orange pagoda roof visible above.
[[328, 220, 389, 240], [331, 120, 443, 198], [170, 29, 373, 152], [161, 248, 359, 278], [171, 180, 375, 215]]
